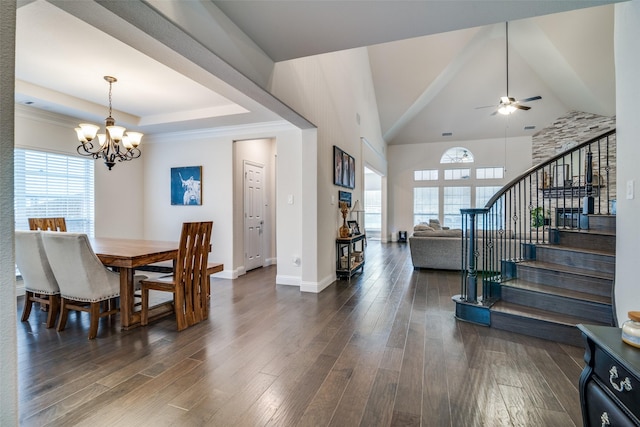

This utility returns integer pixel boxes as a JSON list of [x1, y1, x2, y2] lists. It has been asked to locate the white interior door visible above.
[[244, 161, 264, 271]]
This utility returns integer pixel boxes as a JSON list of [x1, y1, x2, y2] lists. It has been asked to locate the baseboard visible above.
[[276, 274, 300, 287], [299, 274, 334, 293], [265, 257, 277, 266], [212, 268, 239, 280]]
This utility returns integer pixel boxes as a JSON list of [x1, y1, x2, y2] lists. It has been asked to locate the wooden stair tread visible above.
[[536, 243, 615, 258], [491, 301, 610, 327], [517, 260, 614, 280], [501, 279, 611, 304], [558, 228, 616, 237]]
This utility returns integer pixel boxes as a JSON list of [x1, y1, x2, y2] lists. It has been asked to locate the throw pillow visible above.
[[414, 224, 434, 232], [428, 219, 442, 230]]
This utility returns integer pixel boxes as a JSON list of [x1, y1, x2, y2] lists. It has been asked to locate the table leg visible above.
[[119, 267, 138, 330]]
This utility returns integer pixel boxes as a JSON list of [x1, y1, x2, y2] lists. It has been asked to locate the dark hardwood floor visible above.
[[17, 240, 586, 426]]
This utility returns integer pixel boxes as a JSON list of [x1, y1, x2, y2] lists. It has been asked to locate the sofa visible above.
[[408, 220, 466, 270], [409, 219, 519, 270]]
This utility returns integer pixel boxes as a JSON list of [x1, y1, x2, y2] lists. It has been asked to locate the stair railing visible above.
[[457, 129, 616, 310]]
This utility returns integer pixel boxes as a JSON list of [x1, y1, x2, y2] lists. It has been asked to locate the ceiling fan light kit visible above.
[[488, 22, 541, 116]]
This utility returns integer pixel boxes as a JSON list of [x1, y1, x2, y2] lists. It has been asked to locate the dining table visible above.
[[89, 237, 221, 330]]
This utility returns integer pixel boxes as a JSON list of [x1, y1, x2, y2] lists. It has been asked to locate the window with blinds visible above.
[[14, 149, 95, 236]]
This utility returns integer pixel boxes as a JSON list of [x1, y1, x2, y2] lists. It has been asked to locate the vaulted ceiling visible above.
[[15, 0, 620, 145]]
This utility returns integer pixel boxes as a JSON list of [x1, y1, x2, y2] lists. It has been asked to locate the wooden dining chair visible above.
[[41, 232, 146, 339], [15, 231, 60, 328], [140, 221, 213, 331], [28, 217, 67, 232]]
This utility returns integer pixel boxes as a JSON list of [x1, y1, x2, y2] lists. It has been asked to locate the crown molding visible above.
[[146, 120, 296, 143]]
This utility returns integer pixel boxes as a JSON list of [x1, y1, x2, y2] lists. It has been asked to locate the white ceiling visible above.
[[15, 0, 283, 134], [15, 0, 621, 144]]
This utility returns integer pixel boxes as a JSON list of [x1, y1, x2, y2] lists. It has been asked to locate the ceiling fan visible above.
[[480, 22, 542, 115]]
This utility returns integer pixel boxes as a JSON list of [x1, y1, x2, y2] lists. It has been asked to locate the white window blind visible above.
[[414, 187, 439, 225], [14, 149, 95, 236]]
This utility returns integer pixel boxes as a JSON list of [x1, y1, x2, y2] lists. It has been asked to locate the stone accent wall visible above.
[[533, 111, 617, 213], [532, 111, 616, 163]]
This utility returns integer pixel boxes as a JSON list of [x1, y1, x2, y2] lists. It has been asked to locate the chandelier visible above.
[[75, 76, 143, 170]]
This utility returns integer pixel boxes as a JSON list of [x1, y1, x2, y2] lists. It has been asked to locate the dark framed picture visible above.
[[338, 190, 351, 208], [171, 166, 202, 205], [348, 155, 355, 188], [347, 220, 360, 235], [333, 145, 355, 189], [342, 151, 350, 187], [334, 146, 343, 186]]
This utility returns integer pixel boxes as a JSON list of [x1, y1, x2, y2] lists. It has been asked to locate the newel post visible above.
[[461, 208, 486, 304]]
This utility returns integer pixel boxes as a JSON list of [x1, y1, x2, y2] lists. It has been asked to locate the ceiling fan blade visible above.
[[475, 105, 497, 109], [514, 104, 531, 110], [490, 111, 498, 116], [520, 96, 542, 103]]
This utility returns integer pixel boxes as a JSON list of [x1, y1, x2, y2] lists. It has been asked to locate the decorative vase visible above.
[[339, 201, 350, 238]]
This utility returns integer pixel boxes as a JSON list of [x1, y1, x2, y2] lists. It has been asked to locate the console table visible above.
[[336, 234, 365, 280], [578, 324, 640, 426]]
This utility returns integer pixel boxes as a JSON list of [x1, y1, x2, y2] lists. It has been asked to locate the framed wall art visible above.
[[334, 145, 343, 186], [333, 145, 355, 189], [338, 190, 352, 208], [171, 166, 202, 205]]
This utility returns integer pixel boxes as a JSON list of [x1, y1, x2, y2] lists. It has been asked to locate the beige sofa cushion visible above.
[[412, 229, 462, 237]]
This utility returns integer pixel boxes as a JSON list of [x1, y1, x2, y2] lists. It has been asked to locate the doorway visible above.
[[364, 167, 382, 240], [244, 161, 264, 271]]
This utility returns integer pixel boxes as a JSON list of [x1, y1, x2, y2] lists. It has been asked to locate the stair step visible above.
[[534, 245, 615, 274], [586, 214, 616, 233], [502, 279, 610, 304], [516, 260, 614, 297], [500, 279, 613, 323], [490, 301, 611, 346], [556, 229, 615, 253]]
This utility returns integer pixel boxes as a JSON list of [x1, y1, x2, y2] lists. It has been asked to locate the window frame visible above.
[[14, 148, 95, 236]]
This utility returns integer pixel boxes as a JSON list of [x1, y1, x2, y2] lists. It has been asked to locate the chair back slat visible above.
[[28, 217, 67, 232], [174, 221, 213, 329]]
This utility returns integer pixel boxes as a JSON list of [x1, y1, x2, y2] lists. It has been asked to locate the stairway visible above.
[[490, 215, 616, 347]]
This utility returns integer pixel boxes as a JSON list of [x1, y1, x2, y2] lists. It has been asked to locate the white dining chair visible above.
[[41, 232, 146, 339], [15, 230, 60, 328]]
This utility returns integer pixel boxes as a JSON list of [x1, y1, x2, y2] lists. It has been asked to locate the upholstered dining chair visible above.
[[15, 230, 60, 328], [28, 217, 67, 232], [140, 221, 213, 331], [41, 232, 146, 339]]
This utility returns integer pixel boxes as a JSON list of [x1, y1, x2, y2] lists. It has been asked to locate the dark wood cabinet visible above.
[[578, 324, 640, 426]]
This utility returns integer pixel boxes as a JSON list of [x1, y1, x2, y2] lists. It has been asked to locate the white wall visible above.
[[387, 136, 532, 240], [614, 0, 640, 326], [0, 1, 18, 422], [143, 123, 302, 282], [142, 130, 234, 277], [270, 47, 387, 289]]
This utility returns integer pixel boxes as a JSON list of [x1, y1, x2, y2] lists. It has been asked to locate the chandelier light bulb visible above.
[[75, 127, 87, 143], [106, 125, 126, 143], [122, 136, 133, 149], [125, 132, 143, 148], [78, 123, 100, 142]]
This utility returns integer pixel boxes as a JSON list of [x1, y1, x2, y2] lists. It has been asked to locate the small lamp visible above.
[[350, 199, 364, 231]]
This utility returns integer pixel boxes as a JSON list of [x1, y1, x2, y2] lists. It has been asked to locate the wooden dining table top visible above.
[[89, 237, 180, 268]]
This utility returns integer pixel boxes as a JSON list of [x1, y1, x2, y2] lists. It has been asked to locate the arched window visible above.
[[440, 147, 474, 164]]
